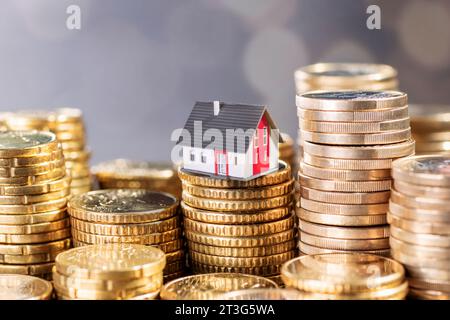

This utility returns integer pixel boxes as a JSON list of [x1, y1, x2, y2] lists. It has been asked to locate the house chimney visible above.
[[213, 100, 220, 116]]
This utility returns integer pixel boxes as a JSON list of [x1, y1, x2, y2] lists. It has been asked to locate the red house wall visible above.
[[253, 114, 270, 175]]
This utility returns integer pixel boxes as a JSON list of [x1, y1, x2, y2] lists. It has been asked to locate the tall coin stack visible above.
[[281, 253, 408, 300], [0, 131, 71, 280], [92, 159, 182, 199], [68, 189, 185, 282], [3, 109, 92, 195], [179, 161, 296, 283], [297, 91, 415, 255], [294, 63, 398, 95], [409, 105, 450, 155], [389, 155, 450, 300], [52, 244, 166, 300]]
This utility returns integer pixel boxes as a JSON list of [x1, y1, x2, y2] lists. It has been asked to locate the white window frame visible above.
[[190, 150, 195, 162], [263, 127, 267, 145]]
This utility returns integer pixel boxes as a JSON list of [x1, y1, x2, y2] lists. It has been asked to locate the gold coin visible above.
[[70, 216, 180, 236], [0, 131, 59, 158], [394, 180, 450, 199], [301, 198, 388, 215], [0, 218, 69, 235], [300, 129, 411, 145], [413, 131, 450, 142], [299, 220, 389, 239], [178, 161, 290, 188], [298, 105, 408, 122], [0, 167, 66, 185], [181, 201, 292, 224], [184, 215, 294, 237], [303, 139, 415, 159], [0, 174, 71, 196], [408, 278, 450, 292], [0, 150, 64, 167], [297, 207, 387, 227], [0, 238, 71, 255], [185, 229, 295, 248], [0, 261, 54, 275], [0, 188, 70, 205], [300, 118, 410, 134], [387, 213, 450, 235], [69, 176, 92, 187], [415, 142, 450, 153], [153, 239, 184, 253], [300, 231, 390, 250], [55, 244, 166, 280], [160, 273, 278, 300], [0, 197, 68, 215], [392, 155, 450, 187], [299, 172, 391, 192], [390, 237, 450, 258], [63, 149, 91, 162], [182, 179, 294, 200], [390, 250, 449, 269], [390, 225, 450, 247], [0, 228, 71, 244], [406, 266, 450, 282], [298, 241, 391, 257], [0, 158, 65, 178], [408, 288, 450, 300], [410, 107, 450, 132], [191, 261, 281, 276], [303, 152, 395, 170], [68, 189, 179, 224], [0, 274, 53, 300], [187, 240, 296, 257], [164, 260, 185, 275], [300, 162, 391, 181], [165, 250, 184, 264], [163, 271, 185, 283], [389, 201, 449, 223], [0, 208, 67, 225], [220, 288, 335, 300], [0, 250, 63, 264], [71, 227, 182, 245], [300, 186, 390, 205], [391, 189, 450, 211], [182, 191, 293, 212], [281, 253, 405, 294]]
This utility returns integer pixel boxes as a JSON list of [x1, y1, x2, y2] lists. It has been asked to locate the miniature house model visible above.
[[178, 101, 280, 180]]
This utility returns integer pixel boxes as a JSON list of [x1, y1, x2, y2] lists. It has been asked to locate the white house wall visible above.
[[183, 146, 215, 174], [227, 152, 248, 178], [269, 134, 279, 170]]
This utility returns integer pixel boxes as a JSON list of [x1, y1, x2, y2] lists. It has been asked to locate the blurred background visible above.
[[0, 0, 449, 163]]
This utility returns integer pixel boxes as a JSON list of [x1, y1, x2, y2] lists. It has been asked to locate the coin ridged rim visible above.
[[0, 175, 71, 196], [72, 238, 184, 253], [190, 261, 282, 277], [394, 180, 450, 199], [297, 207, 387, 227], [413, 131, 450, 142], [408, 288, 450, 300], [414, 142, 450, 153], [0, 150, 64, 168], [300, 162, 391, 181], [0, 158, 65, 178], [392, 155, 450, 187], [390, 225, 450, 248], [178, 161, 290, 188], [180, 201, 292, 225], [408, 278, 450, 293], [185, 229, 295, 248], [300, 186, 390, 205], [0, 238, 71, 255], [387, 213, 450, 235], [0, 261, 54, 275], [0, 167, 66, 185], [303, 152, 396, 170], [296, 90, 407, 111], [298, 241, 391, 256], [0, 131, 59, 158], [0, 208, 67, 225], [182, 179, 294, 200], [0, 197, 68, 215], [187, 240, 296, 257], [182, 191, 293, 212], [0, 188, 70, 205], [0, 218, 70, 235], [0, 250, 64, 264], [299, 220, 389, 239], [296, 79, 399, 95], [406, 266, 450, 281], [164, 260, 185, 275], [0, 228, 71, 244], [297, 105, 409, 122], [300, 198, 388, 215], [303, 139, 415, 159], [300, 128, 411, 145], [300, 231, 390, 250], [391, 189, 450, 211], [184, 215, 294, 237], [390, 237, 450, 258], [71, 227, 182, 245], [391, 250, 449, 269], [388, 201, 450, 223], [0, 274, 53, 300], [299, 172, 391, 192]]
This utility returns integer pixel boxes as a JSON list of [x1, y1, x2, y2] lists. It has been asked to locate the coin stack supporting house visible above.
[[0, 131, 71, 280], [297, 91, 415, 255], [68, 189, 185, 282], [0, 274, 53, 300], [3, 109, 92, 195], [52, 244, 166, 300], [389, 155, 450, 300], [92, 159, 182, 200], [409, 105, 450, 155], [294, 63, 398, 95], [178, 161, 296, 283], [281, 253, 408, 300], [160, 273, 278, 300]]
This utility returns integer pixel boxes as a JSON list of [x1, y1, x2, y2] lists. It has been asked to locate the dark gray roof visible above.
[[177, 101, 278, 153]]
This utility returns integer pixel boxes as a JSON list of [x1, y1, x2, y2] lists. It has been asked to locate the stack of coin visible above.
[[0, 131, 71, 280], [279, 133, 296, 173], [294, 63, 398, 95], [409, 105, 450, 155], [0, 274, 53, 300], [389, 155, 450, 300], [281, 253, 408, 300], [68, 189, 185, 282], [297, 91, 415, 255], [179, 161, 297, 280], [92, 159, 182, 199], [219, 288, 319, 300], [52, 244, 166, 300], [3, 108, 91, 195], [160, 273, 277, 300]]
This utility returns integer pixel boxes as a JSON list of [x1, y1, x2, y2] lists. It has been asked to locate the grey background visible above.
[[0, 0, 449, 164]]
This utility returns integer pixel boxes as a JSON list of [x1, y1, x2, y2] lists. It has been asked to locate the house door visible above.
[[215, 150, 228, 176]]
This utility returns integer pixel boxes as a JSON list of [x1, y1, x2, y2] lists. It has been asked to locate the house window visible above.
[[190, 150, 195, 162], [263, 127, 267, 145], [201, 152, 206, 163], [234, 156, 238, 166]]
